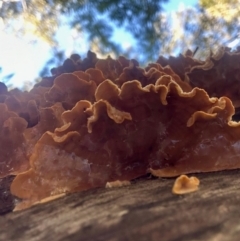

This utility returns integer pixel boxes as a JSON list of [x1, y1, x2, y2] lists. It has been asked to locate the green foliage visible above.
[[0, 0, 168, 63], [56, 0, 168, 61], [0, 0, 60, 45]]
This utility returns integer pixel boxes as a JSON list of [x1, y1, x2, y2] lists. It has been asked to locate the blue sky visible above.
[[0, 0, 198, 89]]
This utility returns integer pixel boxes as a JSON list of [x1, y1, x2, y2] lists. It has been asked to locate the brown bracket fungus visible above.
[[188, 47, 240, 109], [0, 104, 29, 178], [45, 72, 97, 110], [11, 69, 240, 209], [0, 50, 239, 210]]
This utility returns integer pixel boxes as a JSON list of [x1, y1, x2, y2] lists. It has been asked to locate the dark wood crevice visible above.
[[0, 176, 15, 215]]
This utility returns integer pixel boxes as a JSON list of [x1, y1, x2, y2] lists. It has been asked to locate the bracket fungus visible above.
[[0, 49, 239, 210], [188, 48, 240, 108], [0, 104, 29, 178]]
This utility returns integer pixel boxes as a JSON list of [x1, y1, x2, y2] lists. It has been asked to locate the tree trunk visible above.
[[1, 170, 240, 241]]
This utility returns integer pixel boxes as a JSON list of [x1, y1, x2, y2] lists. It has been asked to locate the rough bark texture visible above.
[[1, 170, 240, 241]]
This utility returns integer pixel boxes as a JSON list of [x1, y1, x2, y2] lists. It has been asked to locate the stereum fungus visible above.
[[0, 47, 240, 210]]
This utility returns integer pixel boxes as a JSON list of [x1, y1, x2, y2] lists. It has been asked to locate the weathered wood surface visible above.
[[1, 170, 240, 241]]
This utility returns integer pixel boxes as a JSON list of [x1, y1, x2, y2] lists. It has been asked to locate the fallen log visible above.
[[1, 170, 240, 240]]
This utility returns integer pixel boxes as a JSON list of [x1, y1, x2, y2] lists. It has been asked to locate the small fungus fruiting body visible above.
[[172, 175, 200, 194], [0, 48, 239, 209]]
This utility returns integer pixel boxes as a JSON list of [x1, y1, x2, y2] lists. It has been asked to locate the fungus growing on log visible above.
[[10, 71, 240, 209], [0, 49, 239, 210]]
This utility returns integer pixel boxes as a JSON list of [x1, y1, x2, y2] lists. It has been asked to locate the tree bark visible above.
[[1, 170, 240, 241]]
